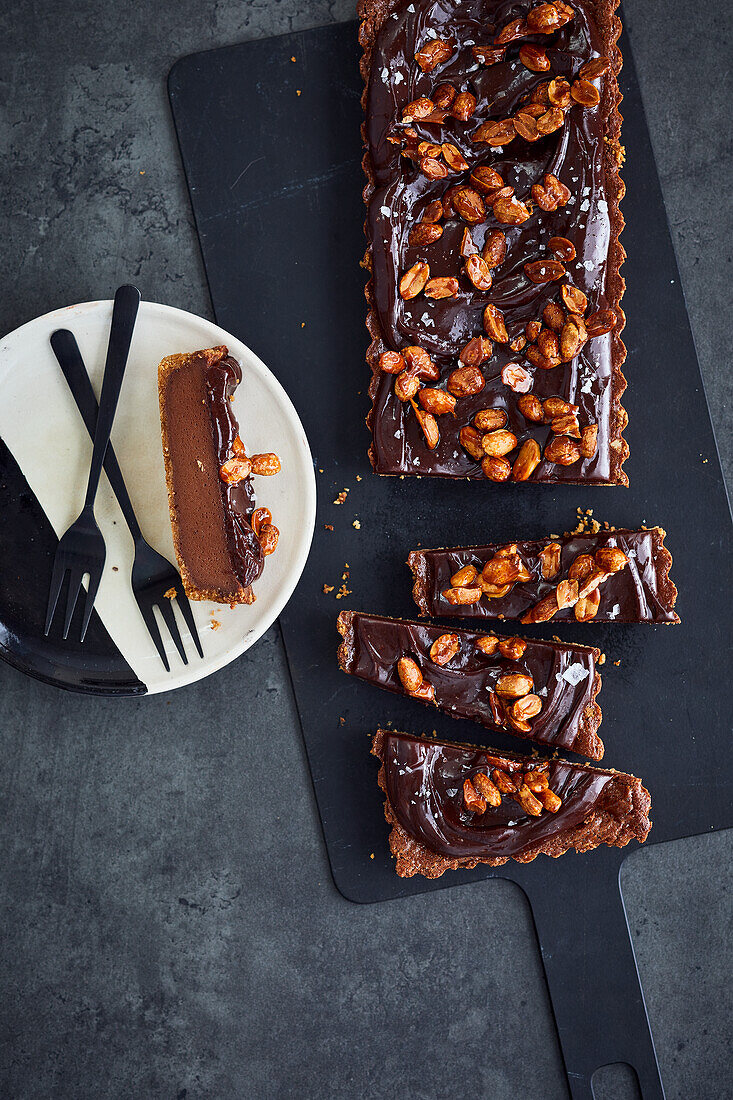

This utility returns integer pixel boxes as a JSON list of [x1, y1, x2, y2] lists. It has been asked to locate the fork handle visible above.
[[50, 328, 143, 542], [83, 285, 141, 511]]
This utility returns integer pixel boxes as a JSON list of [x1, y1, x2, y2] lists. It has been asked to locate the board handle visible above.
[[517, 848, 664, 1100]]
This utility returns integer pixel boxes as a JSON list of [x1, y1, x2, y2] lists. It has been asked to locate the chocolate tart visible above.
[[372, 729, 651, 877], [359, 0, 628, 483], [338, 610, 603, 757], [409, 526, 679, 623], [158, 345, 264, 603]]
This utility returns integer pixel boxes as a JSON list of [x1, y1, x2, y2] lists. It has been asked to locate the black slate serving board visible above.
[[169, 21, 732, 1099]]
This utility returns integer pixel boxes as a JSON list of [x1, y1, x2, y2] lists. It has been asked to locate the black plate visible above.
[[169, 21, 732, 1099]]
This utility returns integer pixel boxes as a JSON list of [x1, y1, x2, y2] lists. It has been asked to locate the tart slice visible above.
[[372, 729, 651, 878], [338, 610, 604, 758], [158, 345, 280, 604], [409, 527, 679, 623]]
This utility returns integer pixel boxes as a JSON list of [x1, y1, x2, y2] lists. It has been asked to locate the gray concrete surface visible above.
[[1, 1, 731, 1098]]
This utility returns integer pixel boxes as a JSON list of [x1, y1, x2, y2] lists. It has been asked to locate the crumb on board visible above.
[[356, 475, 362, 481], [163, 587, 176, 599], [598, 653, 606, 665], [353, 519, 361, 529], [291, 55, 296, 62], [614, 659, 621, 666], [566, 507, 604, 536], [296, 89, 302, 96], [301, 321, 306, 328], [196, 459, 204, 471], [112, 566, 118, 572], [210, 618, 221, 631], [339, 717, 345, 726], [333, 489, 349, 505], [324, 523, 333, 531], [323, 584, 334, 594], [369, 853, 374, 860]]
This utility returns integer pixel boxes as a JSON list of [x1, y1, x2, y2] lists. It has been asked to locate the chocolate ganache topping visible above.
[[409, 528, 679, 623], [378, 731, 649, 862], [338, 610, 603, 757], [364, 0, 627, 482], [204, 355, 264, 588]]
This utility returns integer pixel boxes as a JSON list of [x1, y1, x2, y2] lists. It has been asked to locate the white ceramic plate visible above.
[[0, 299, 316, 694]]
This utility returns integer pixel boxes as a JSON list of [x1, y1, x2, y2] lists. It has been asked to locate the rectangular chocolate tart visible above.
[[158, 345, 275, 604], [372, 729, 651, 877], [409, 526, 679, 623], [338, 610, 604, 757], [359, 0, 628, 483]]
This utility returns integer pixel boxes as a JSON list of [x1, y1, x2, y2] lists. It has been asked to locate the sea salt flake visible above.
[[380, 205, 390, 216], [584, 260, 594, 271], [556, 663, 590, 687], [608, 604, 621, 619], [394, 72, 404, 84], [580, 198, 590, 212], [597, 199, 608, 213]]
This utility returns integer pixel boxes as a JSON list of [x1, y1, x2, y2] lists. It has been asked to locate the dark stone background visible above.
[[1, 2, 730, 1097]]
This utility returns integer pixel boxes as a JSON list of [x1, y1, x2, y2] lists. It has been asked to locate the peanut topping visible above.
[[474, 407, 507, 432], [250, 453, 281, 476], [441, 585, 483, 605], [539, 542, 562, 579], [481, 456, 512, 482], [258, 523, 279, 555], [473, 772, 502, 807], [595, 547, 629, 573], [498, 637, 527, 660], [465, 255, 493, 291], [482, 428, 518, 458], [463, 777, 486, 814], [219, 455, 252, 484], [459, 336, 493, 366], [409, 222, 443, 247], [399, 262, 430, 299], [475, 634, 499, 656], [447, 364, 485, 398], [482, 230, 508, 267], [411, 401, 440, 448], [483, 303, 509, 342], [430, 633, 461, 665], [459, 425, 486, 461], [451, 564, 479, 588], [397, 656, 422, 693], [519, 44, 550, 72], [512, 439, 541, 481], [414, 38, 454, 73], [418, 388, 456, 416], [378, 351, 405, 374], [496, 672, 533, 698], [424, 276, 460, 299]]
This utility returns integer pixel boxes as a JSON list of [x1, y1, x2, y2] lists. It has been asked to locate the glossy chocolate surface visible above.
[[365, 0, 623, 480], [339, 611, 601, 754], [410, 527, 678, 622], [382, 731, 621, 858], [204, 354, 264, 589]]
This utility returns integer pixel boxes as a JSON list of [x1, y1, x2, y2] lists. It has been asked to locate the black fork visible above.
[[49, 327, 204, 671], [45, 285, 140, 641]]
